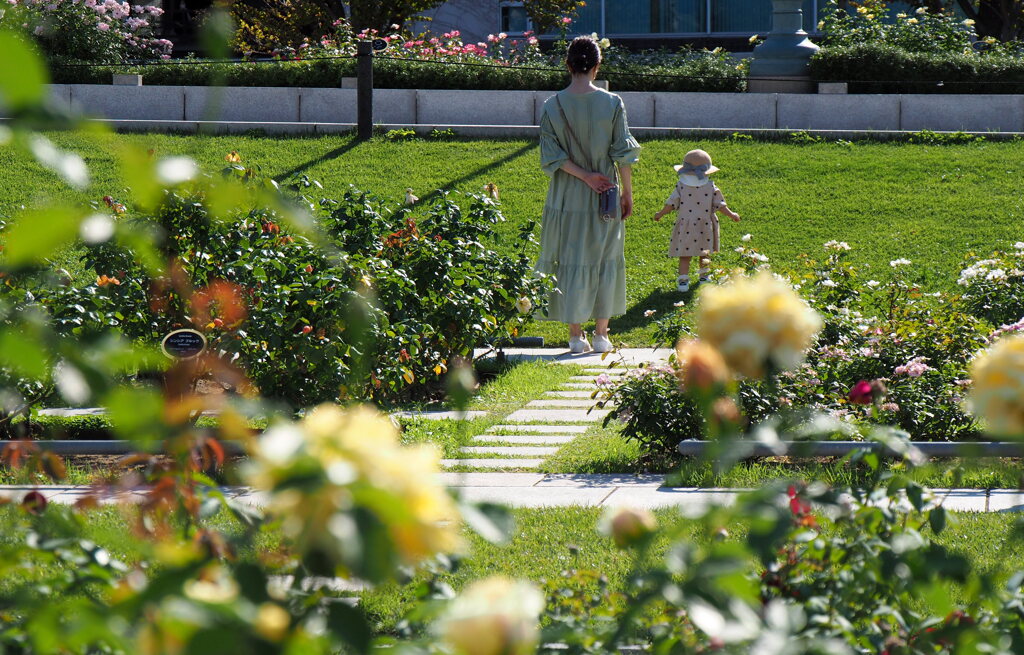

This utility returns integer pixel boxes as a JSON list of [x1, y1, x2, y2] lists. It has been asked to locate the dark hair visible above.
[[566, 36, 602, 75]]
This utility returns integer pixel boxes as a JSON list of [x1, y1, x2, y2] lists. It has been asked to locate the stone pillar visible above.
[[748, 0, 820, 93]]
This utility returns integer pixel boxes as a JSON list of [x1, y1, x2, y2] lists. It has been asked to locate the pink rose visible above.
[[97, 21, 110, 30]]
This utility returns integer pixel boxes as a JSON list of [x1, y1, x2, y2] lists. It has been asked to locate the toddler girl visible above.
[[653, 149, 740, 292]]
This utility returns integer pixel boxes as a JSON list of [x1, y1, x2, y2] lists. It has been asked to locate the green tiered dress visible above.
[[536, 89, 641, 324]]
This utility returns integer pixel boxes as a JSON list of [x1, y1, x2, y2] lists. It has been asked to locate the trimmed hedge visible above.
[[811, 43, 1024, 94], [50, 55, 746, 92]]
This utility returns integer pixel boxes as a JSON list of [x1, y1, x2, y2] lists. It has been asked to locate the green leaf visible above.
[[104, 387, 165, 448], [0, 330, 49, 379], [460, 501, 514, 545], [929, 505, 946, 535], [326, 601, 371, 654], [0, 30, 48, 110], [2, 207, 84, 267]]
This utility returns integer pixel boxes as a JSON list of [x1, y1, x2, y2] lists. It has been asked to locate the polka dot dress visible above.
[[666, 180, 725, 258]]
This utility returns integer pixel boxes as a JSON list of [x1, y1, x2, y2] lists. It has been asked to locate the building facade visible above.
[[411, 0, 826, 47]]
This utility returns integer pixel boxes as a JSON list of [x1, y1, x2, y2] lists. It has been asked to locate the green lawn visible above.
[[5, 503, 1021, 637], [2, 132, 1021, 346]]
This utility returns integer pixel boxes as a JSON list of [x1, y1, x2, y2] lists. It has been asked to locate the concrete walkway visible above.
[[0, 475, 1018, 513], [437, 348, 669, 471]]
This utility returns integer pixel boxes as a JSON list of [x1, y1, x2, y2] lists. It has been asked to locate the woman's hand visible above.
[[620, 191, 633, 220], [583, 171, 614, 193]]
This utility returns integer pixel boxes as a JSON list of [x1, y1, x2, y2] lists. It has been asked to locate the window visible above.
[[500, 2, 530, 33], [606, 0, 706, 34]]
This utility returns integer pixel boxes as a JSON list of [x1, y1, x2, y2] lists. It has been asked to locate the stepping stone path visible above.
[[441, 349, 666, 471]]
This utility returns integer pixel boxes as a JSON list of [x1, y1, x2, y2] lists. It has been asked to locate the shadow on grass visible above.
[[272, 137, 363, 182], [609, 286, 691, 336], [414, 141, 535, 205]]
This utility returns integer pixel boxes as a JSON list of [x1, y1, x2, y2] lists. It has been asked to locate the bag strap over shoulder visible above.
[[554, 95, 594, 172]]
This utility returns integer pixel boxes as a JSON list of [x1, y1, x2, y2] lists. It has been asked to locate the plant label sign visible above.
[[372, 38, 388, 51], [161, 329, 207, 360]]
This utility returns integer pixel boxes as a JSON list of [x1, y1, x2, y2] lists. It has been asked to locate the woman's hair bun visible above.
[[566, 36, 602, 75]]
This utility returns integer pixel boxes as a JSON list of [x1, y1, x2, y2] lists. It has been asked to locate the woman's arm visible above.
[[561, 160, 614, 193], [618, 165, 633, 220]]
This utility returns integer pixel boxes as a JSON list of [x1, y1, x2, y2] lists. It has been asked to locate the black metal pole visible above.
[[357, 40, 373, 140]]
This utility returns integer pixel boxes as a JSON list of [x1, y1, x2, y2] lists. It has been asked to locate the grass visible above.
[[326, 507, 1024, 633], [3, 132, 1022, 346], [399, 360, 582, 460]]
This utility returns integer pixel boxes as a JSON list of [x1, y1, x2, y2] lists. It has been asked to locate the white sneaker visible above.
[[677, 275, 690, 293], [698, 267, 711, 283], [569, 335, 591, 354], [593, 333, 613, 353]]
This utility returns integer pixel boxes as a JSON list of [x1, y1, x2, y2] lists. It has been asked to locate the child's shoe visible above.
[[569, 335, 592, 354], [698, 267, 711, 283], [593, 333, 613, 353], [677, 275, 690, 293]]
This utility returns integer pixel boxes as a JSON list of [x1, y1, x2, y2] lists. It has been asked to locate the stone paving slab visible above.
[[987, 490, 1024, 512], [582, 368, 627, 375], [456, 486, 612, 507], [393, 410, 487, 420], [545, 390, 598, 398], [473, 348, 669, 368], [441, 458, 545, 469], [0, 483, 1014, 512], [930, 489, 988, 512], [438, 473, 546, 487], [535, 474, 665, 488], [569, 375, 604, 382], [526, 399, 607, 409], [460, 446, 559, 456], [488, 424, 588, 434], [604, 487, 741, 515], [471, 434, 576, 445], [504, 409, 611, 423], [561, 383, 603, 390]]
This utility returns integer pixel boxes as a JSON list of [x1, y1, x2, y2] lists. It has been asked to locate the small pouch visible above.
[[598, 184, 619, 222]]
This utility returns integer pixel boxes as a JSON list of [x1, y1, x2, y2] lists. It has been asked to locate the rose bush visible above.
[[76, 167, 549, 408], [1, 0, 172, 62], [615, 240, 1019, 460]]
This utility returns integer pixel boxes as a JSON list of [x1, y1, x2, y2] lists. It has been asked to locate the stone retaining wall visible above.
[[18, 85, 1024, 133]]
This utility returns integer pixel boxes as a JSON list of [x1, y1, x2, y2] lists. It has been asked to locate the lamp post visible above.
[[748, 0, 820, 93]]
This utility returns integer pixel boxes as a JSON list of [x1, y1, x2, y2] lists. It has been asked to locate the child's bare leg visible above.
[[678, 257, 691, 276]]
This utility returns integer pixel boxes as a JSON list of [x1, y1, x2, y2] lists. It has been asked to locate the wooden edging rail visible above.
[[677, 440, 1024, 458]]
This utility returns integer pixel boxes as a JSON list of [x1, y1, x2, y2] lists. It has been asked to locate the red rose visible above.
[[847, 380, 874, 404]]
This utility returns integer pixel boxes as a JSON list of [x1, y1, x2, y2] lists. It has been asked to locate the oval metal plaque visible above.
[[161, 329, 207, 359]]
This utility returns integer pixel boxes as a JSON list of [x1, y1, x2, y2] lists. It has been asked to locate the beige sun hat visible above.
[[673, 149, 720, 179]]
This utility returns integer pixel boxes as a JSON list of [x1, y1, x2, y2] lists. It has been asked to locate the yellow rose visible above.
[[967, 335, 1024, 437], [907, 17, 919, 24], [436, 577, 545, 655], [247, 405, 462, 569], [696, 271, 822, 379], [856, 6, 867, 13], [675, 339, 730, 390], [601, 506, 657, 548], [255, 603, 291, 642]]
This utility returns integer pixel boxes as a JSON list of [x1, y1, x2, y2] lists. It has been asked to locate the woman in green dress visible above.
[[536, 36, 641, 353]]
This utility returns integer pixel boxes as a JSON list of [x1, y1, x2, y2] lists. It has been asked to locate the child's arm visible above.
[[653, 204, 674, 222], [712, 185, 740, 222], [716, 205, 741, 222]]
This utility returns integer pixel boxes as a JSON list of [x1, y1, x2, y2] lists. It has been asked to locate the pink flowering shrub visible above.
[[3, 0, 171, 61], [316, 21, 544, 66]]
